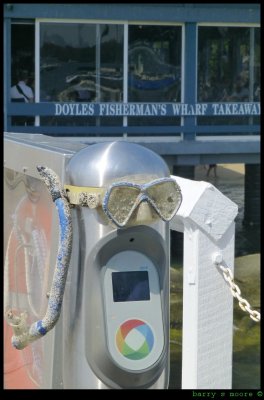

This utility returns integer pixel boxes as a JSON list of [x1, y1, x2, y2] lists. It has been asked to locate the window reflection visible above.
[[40, 22, 123, 127], [100, 24, 123, 102], [40, 23, 96, 102], [128, 25, 181, 130], [11, 23, 35, 88], [197, 27, 260, 133], [128, 25, 181, 102], [198, 27, 260, 103]]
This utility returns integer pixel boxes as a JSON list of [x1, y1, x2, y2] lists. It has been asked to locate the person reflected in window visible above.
[[11, 70, 34, 103], [10, 70, 34, 126], [227, 77, 249, 102]]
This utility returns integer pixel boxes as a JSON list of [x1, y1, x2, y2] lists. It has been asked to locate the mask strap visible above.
[[64, 185, 104, 208]]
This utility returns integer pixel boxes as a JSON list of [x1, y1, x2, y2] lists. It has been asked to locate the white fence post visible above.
[[170, 175, 238, 389]]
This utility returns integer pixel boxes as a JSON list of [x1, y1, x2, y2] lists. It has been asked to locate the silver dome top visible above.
[[66, 141, 170, 187]]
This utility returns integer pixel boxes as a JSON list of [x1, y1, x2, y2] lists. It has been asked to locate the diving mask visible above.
[[64, 177, 182, 228]]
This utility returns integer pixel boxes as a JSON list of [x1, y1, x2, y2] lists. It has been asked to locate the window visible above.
[[39, 22, 124, 127], [11, 22, 35, 88], [197, 26, 260, 133], [128, 25, 182, 129], [198, 26, 260, 102], [10, 22, 35, 126], [38, 22, 182, 131]]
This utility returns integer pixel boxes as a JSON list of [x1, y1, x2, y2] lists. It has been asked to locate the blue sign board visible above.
[[54, 102, 260, 117]]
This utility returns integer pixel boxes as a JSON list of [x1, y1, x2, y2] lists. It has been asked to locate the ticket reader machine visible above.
[[103, 251, 164, 372], [62, 141, 182, 389]]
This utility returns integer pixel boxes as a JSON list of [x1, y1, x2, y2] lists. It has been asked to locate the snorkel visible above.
[[5, 166, 73, 349]]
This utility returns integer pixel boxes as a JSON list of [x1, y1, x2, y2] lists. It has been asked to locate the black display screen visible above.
[[112, 271, 150, 302]]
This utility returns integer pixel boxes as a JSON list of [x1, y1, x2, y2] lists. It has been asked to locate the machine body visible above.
[[62, 141, 171, 389]]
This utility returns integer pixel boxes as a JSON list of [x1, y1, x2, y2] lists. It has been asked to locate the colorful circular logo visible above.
[[116, 319, 154, 360]]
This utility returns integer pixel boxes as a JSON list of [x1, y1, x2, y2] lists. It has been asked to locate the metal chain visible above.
[[218, 264, 260, 322]]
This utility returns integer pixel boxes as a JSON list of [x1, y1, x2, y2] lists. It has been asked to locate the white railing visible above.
[[170, 176, 238, 389]]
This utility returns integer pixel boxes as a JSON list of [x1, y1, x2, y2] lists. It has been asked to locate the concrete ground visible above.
[[195, 163, 245, 182]]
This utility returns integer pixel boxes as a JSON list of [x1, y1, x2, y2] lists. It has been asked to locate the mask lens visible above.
[[106, 186, 141, 226], [146, 180, 182, 220]]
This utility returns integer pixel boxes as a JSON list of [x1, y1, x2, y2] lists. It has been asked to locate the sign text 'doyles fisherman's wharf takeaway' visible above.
[[53, 102, 260, 117]]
